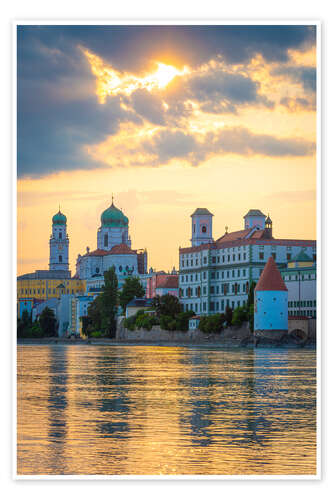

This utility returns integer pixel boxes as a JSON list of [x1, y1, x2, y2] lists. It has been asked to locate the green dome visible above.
[[52, 210, 67, 225], [101, 202, 128, 227]]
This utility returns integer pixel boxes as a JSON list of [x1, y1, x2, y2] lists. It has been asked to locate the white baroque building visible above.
[[75, 200, 147, 290], [179, 209, 316, 315]]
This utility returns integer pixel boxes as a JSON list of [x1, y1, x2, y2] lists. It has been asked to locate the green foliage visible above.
[[175, 311, 194, 331], [39, 307, 57, 336], [123, 314, 137, 331], [90, 331, 104, 338], [17, 309, 32, 338], [85, 267, 119, 338], [152, 294, 182, 318], [100, 267, 119, 337], [135, 313, 157, 331], [225, 306, 233, 326], [159, 315, 174, 331], [249, 303, 254, 332], [247, 281, 256, 309], [199, 314, 225, 334], [119, 276, 145, 312], [29, 322, 43, 337], [231, 306, 249, 326]]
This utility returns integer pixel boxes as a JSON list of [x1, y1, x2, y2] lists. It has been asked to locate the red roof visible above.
[[216, 228, 252, 243], [84, 244, 137, 257], [156, 275, 179, 289], [109, 244, 136, 255], [179, 238, 316, 254], [255, 257, 288, 292]]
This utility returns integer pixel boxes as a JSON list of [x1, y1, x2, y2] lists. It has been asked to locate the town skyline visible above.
[[17, 25, 316, 275]]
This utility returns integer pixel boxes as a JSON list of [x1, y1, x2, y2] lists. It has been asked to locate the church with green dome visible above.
[[76, 199, 147, 289]]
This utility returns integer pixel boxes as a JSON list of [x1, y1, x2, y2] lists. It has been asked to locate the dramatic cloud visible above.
[[17, 25, 317, 178], [279, 96, 316, 112], [141, 126, 315, 166]]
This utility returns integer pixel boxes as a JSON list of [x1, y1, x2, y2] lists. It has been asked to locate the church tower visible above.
[[191, 208, 214, 247], [97, 198, 131, 251], [49, 209, 69, 271]]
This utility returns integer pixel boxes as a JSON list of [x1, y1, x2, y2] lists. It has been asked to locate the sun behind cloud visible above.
[[82, 47, 187, 102]]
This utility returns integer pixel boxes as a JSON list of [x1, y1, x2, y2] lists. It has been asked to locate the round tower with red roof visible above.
[[254, 257, 288, 340]]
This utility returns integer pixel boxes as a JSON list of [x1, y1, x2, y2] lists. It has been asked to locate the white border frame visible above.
[[13, 19, 321, 481]]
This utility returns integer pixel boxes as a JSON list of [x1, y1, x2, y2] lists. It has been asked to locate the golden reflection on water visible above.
[[17, 345, 316, 475]]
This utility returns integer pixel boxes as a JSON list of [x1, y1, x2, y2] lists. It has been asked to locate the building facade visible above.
[[281, 250, 316, 318], [179, 209, 316, 315], [76, 200, 147, 287], [49, 209, 69, 272], [254, 257, 288, 338]]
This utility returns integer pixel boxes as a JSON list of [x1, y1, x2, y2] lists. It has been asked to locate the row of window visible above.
[[284, 273, 315, 281], [18, 288, 79, 296], [181, 252, 248, 268], [184, 298, 246, 313], [180, 282, 248, 298], [181, 268, 248, 283], [289, 310, 316, 318], [288, 300, 316, 307]]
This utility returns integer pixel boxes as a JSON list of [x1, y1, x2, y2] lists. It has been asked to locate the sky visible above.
[[17, 24, 317, 276]]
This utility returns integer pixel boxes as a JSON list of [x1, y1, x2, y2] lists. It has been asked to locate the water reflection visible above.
[[17, 345, 316, 475]]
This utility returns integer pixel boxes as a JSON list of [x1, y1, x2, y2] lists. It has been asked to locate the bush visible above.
[[160, 315, 174, 330], [231, 306, 249, 327], [90, 331, 104, 338], [175, 311, 194, 332], [199, 314, 224, 334], [124, 315, 137, 331]]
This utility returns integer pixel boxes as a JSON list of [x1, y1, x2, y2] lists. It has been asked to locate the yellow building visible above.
[[17, 271, 86, 301]]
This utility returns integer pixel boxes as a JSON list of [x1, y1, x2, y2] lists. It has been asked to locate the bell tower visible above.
[[191, 208, 214, 247], [49, 208, 69, 271]]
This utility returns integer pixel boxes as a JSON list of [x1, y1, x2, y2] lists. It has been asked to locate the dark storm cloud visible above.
[[142, 126, 315, 165]]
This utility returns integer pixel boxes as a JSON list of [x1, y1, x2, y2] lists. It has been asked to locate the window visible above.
[[233, 254, 235, 261], [203, 256, 207, 264], [202, 225, 207, 233], [287, 253, 291, 261], [216, 285, 219, 294], [190, 275, 193, 282], [222, 271, 224, 278], [259, 252, 264, 260], [59, 232, 62, 240], [227, 271, 229, 278], [203, 286, 207, 294], [243, 253, 246, 260], [191, 260, 193, 266], [243, 269, 246, 276], [209, 302, 215, 311], [195, 259, 198, 265], [228, 255, 230, 262], [237, 270, 240, 277], [96, 267, 100, 274], [104, 234, 108, 247], [238, 254, 241, 260], [212, 256, 216, 263], [222, 256, 225, 263], [232, 270, 235, 277], [211, 272, 215, 279], [221, 299, 224, 310], [203, 302, 207, 311], [210, 286, 214, 294], [59, 255, 62, 263]]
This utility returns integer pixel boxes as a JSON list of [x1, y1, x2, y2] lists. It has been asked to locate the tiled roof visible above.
[[250, 229, 266, 239], [156, 275, 179, 289], [191, 208, 214, 217], [83, 244, 137, 257], [109, 244, 137, 255], [255, 257, 288, 292], [216, 228, 252, 243], [179, 238, 316, 254]]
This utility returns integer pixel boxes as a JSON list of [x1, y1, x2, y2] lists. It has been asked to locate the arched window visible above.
[[59, 255, 62, 263], [95, 267, 100, 274], [59, 232, 62, 240], [104, 234, 108, 247], [202, 225, 207, 233], [119, 265, 123, 272]]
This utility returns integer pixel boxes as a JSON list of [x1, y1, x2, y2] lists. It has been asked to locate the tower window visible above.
[[59, 232, 62, 240], [202, 225, 207, 233], [59, 255, 62, 263], [104, 234, 108, 247]]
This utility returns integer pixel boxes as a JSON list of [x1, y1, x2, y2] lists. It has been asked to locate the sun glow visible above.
[[82, 48, 187, 103]]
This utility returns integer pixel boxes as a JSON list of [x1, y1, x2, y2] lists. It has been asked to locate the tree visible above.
[[39, 307, 57, 336], [199, 314, 224, 334], [152, 294, 182, 318], [86, 295, 103, 335], [225, 306, 233, 326], [247, 281, 256, 309], [231, 306, 249, 326], [17, 309, 32, 338], [119, 276, 145, 313], [100, 267, 119, 337]]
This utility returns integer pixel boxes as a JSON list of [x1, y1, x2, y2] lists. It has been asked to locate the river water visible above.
[[17, 345, 317, 476]]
